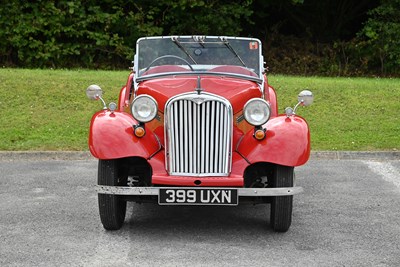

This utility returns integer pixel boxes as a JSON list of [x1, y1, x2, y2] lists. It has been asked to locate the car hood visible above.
[[137, 76, 262, 113]]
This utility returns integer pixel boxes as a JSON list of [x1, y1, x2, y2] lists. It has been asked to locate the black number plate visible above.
[[159, 188, 238, 206]]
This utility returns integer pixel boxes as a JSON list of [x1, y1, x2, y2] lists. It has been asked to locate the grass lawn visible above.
[[0, 68, 399, 151], [269, 75, 400, 151]]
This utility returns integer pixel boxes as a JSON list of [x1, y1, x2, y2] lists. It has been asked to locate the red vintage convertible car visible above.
[[86, 36, 313, 232]]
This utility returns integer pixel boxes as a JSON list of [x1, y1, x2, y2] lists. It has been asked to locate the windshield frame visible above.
[[133, 36, 264, 83]]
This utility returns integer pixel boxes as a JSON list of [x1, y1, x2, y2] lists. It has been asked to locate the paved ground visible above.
[[0, 158, 399, 266]]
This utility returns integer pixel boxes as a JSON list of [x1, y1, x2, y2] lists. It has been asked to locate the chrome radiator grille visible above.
[[165, 93, 233, 176]]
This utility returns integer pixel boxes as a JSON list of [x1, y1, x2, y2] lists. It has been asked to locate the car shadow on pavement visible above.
[[122, 202, 278, 237]]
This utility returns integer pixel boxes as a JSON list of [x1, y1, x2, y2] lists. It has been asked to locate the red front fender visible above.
[[236, 115, 310, 167], [89, 111, 161, 159]]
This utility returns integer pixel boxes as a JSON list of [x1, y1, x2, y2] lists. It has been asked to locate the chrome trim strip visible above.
[[135, 72, 263, 84], [236, 114, 245, 123], [95, 186, 304, 196], [238, 187, 303, 196], [136, 35, 262, 42], [200, 103, 205, 173]]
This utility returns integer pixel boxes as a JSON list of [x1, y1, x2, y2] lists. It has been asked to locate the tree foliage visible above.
[[0, 0, 252, 68], [0, 1, 131, 68], [0, 0, 398, 76], [357, 0, 400, 74]]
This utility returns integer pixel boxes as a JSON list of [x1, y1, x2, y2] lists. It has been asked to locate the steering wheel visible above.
[[144, 55, 194, 72]]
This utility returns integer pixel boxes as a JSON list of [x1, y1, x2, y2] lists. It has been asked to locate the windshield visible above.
[[135, 36, 263, 80]]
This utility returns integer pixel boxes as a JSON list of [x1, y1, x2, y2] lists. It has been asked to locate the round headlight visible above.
[[243, 98, 271, 126], [131, 95, 158, 123]]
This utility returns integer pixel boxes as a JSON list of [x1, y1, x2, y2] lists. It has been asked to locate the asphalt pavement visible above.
[[0, 155, 399, 266]]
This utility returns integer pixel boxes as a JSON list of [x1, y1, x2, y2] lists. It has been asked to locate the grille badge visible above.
[[192, 97, 206, 105]]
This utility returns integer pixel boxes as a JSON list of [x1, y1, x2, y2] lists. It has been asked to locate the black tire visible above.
[[98, 159, 127, 230], [270, 165, 294, 232]]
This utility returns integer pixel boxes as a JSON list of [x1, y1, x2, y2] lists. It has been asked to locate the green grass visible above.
[[269, 75, 400, 151], [0, 68, 399, 151], [0, 69, 127, 150]]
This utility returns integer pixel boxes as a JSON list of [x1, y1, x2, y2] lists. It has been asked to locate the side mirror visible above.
[[298, 90, 314, 106], [86, 84, 103, 100], [285, 89, 313, 117], [86, 84, 107, 110]]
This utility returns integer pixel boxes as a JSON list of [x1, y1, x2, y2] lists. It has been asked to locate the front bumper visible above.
[[95, 186, 303, 197]]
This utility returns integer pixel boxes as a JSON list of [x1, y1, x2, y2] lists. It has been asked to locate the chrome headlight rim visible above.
[[243, 98, 271, 126], [131, 94, 158, 123]]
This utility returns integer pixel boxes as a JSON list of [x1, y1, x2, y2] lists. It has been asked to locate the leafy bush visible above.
[[0, 0, 399, 76], [263, 35, 372, 77], [357, 0, 400, 75], [0, 1, 252, 69], [0, 1, 137, 68]]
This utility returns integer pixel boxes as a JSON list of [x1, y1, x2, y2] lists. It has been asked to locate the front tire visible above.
[[270, 165, 294, 232], [98, 159, 127, 230]]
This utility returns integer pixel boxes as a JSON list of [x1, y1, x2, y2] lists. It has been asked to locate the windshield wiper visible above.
[[220, 37, 247, 67], [193, 36, 205, 48], [171, 37, 197, 64]]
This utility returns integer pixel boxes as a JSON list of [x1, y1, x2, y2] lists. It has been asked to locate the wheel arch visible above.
[[236, 115, 311, 167], [89, 111, 161, 160]]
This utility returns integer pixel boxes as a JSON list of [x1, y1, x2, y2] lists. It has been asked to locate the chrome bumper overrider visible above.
[[95, 186, 303, 196]]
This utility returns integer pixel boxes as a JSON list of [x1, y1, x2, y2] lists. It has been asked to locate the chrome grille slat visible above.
[[179, 101, 184, 170], [209, 101, 215, 173], [183, 100, 188, 173], [165, 93, 232, 176], [201, 104, 206, 173], [197, 104, 202, 173], [193, 104, 198, 173], [187, 101, 193, 173], [205, 102, 210, 173], [214, 102, 220, 172]]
